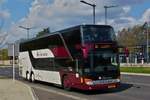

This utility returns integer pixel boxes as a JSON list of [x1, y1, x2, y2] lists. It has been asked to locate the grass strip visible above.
[[120, 67, 150, 74]]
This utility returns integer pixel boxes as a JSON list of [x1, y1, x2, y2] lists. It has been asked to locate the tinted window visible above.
[[32, 58, 54, 70], [62, 28, 82, 58], [54, 58, 76, 71], [83, 25, 116, 43], [20, 34, 63, 51], [62, 29, 81, 45], [83, 50, 119, 73]]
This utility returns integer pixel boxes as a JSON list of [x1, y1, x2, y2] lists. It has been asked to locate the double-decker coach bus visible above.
[[19, 24, 120, 90]]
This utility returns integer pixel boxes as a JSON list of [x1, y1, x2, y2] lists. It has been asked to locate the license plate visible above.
[[108, 84, 116, 88]]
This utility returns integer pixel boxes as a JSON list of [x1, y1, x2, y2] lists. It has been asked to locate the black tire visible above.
[[62, 76, 71, 91], [26, 72, 30, 81], [25, 72, 28, 80], [31, 73, 35, 82]]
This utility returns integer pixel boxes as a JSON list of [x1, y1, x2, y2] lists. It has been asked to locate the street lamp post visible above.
[[19, 26, 34, 39], [143, 22, 150, 63], [80, 0, 96, 24], [12, 43, 15, 82], [7, 43, 15, 82], [147, 27, 149, 63], [104, 5, 118, 25]]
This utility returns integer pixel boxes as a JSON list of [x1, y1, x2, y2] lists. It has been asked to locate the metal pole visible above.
[[27, 29, 29, 39], [19, 26, 35, 39], [93, 5, 96, 24], [104, 5, 118, 25], [105, 7, 107, 25], [147, 28, 149, 63], [12, 43, 15, 82], [80, 0, 96, 24]]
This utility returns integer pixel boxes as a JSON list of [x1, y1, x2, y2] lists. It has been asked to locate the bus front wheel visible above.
[[63, 76, 71, 91]]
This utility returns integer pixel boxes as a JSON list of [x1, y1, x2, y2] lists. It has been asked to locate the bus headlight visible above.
[[84, 78, 93, 85], [86, 81, 94, 85]]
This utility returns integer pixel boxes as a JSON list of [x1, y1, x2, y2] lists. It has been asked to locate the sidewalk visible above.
[[120, 63, 150, 67], [0, 76, 35, 100], [121, 72, 150, 76]]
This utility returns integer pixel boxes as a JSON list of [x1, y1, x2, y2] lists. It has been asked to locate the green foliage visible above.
[[120, 67, 150, 74], [117, 25, 150, 53], [0, 49, 9, 60], [36, 27, 50, 37]]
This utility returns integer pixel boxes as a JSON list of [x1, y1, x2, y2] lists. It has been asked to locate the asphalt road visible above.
[[0, 66, 19, 79], [0, 66, 150, 100]]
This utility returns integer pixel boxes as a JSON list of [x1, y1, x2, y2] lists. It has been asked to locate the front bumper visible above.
[[73, 79, 120, 90]]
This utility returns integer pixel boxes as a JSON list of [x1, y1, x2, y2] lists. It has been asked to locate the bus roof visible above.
[[20, 24, 113, 44]]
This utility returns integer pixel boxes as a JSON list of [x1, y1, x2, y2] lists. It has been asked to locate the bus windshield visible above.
[[82, 25, 116, 43], [83, 51, 119, 74]]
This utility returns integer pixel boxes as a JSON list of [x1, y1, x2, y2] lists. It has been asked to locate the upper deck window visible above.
[[82, 25, 116, 43]]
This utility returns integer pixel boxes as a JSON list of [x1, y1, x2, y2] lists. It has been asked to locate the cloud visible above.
[[114, 17, 136, 24], [21, 0, 130, 30], [97, 16, 136, 32], [112, 17, 137, 31], [0, 10, 10, 19], [117, 0, 148, 6], [21, 0, 95, 30], [0, 10, 10, 37], [141, 8, 150, 22], [123, 6, 131, 14], [4, 0, 150, 43], [0, 0, 6, 5]]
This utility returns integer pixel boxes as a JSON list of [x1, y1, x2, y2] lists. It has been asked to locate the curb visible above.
[[121, 72, 150, 76], [0, 77, 38, 100], [32, 86, 88, 100], [31, 87, 39, 100], [18, 81, 38, 100]]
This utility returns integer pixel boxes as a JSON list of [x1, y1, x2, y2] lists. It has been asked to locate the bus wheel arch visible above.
[[61, 74, 67, 85], [30, 72, 35, 82], [62, 75, 71, 90], [26, 71, 30, 81]]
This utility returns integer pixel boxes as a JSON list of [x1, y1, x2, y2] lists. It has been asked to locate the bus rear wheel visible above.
[[26, 72, 30, 81], [31, 73, 35, 82], [63, 76, 71, 91]]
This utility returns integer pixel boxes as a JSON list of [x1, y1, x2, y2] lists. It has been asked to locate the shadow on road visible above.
[[75, 83, 133, 95], [1, 67, 133, 95], [31, 80, 133, 95]]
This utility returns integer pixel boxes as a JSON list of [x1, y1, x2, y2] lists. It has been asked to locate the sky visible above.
[[0, 0, 150, 44]]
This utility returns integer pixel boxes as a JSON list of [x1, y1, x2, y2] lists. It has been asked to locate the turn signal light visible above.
[[80, 77, 84, 83], [84, 78, 92, 83], [80, 77, 92, 83]]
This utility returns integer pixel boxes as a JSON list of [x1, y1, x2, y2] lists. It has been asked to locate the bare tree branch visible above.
[[0, 18, 8, 48], [0, 18, 4, 33], [0, 33, 9, 48]]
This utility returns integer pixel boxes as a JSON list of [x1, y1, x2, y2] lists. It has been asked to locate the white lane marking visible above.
[[31, 85, 87, 100], [31, 88, 39, 100], [22, 82, 38, 100], [121, 72, 150, 76], [126, 82, 150, 87]]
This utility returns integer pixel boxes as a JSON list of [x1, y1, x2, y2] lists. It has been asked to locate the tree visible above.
[[36, 27, 50, 37], [0, 49, 9, 60], [117, 25, 147, 53]]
